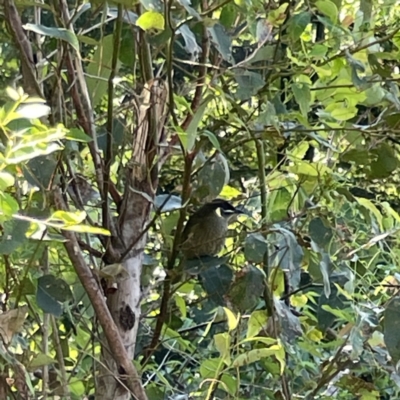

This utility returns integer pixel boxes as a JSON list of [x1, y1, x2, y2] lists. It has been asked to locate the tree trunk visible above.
[[96, 80, 167, 400]]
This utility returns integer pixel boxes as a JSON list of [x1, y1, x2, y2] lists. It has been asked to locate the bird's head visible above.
[[206, 199, 245, 221]]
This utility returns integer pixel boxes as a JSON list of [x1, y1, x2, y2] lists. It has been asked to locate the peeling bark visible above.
[[96, 80, 168, 400]]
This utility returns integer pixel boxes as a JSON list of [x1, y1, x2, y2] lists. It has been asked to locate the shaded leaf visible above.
[[234, 70, 265, 100], [177, 24, 201, 59], [24, 23, 79, 52], [200, 264, 233, 306], [244, 233, 268, 263], [292, 82, 311, 116], [369, 143, 399, 179], [86, 35, 117, 108], [274, 299, 302, 342], [180, 95, 213, 151], [208, 24, 233, 63], [288, 12, 311, 42], [184, 255, 228, 275], [309, 218, 333, 248], [229, 266, 265, 312], [269, 227, 303, 289], [317, 285, 346, 331], [36, 275, 73, 317], [0, 220, 29, 255], [384, 297, 400, 364], [66, 128, 93, 143]]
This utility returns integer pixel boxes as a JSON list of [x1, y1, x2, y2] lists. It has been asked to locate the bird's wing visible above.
[[180, 213, 203, 245]]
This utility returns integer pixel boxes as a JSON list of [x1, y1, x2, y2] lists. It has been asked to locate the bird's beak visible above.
[[233, 207, 246, 215], [225, 207, 246, 221]]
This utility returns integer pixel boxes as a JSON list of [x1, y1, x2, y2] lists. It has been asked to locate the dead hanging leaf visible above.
[[99, 263, 129, 280], [0, 306, 28, 344]]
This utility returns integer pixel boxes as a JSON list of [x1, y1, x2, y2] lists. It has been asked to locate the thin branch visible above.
[[51, 316, 71, 399], [181, 14, 210, 131], [41, 249, 50, 400], [103, 5, 123, 232], [4, 0, 43, 97]]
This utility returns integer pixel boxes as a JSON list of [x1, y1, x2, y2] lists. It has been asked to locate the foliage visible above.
[[1, 0, 400, 399]]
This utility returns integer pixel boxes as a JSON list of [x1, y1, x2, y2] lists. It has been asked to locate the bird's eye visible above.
[[221, 209, 235, 217]]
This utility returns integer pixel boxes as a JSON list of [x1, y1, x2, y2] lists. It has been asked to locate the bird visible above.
[[180, 199, 244, 260]]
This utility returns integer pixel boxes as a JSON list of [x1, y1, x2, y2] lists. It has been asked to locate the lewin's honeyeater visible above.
[[180, 199, 244, 259]]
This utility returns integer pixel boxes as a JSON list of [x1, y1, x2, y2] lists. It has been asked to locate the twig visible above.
[[51, 316, 71, 399], [103, 5, 123, 233]]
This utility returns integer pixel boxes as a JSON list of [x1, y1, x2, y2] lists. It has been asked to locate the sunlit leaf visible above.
[[315, 0, 338, 22], [0, 172, 14, 190], [136, 11, 165, 31], [247, 310, 268, 338], [223, 307, 239, 331]]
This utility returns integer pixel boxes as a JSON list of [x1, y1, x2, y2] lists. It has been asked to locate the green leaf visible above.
[[234, 71, 265, 100], [289, 160, 327, 177], [23, 23, 79, 53], [244, 233, 268, 263], [223, 307, 239, 331], [214, 332, 231, 363], [181, 95, 213, 151], [369, 143, 399, 179], [232, 344, 284, 368], [59, 224, 111, 235], [0, 172, 15, 190], [0, 220, 29, 255], [288, 12, 311, 42], [51, 210, 86, 225], [28, 353, 55, 369], [384, 297, 400, 364], [315, 0, 338, 22], [247, 310, 268, 338], [199, 358, 221, 378], [292, 82, 311, 116], [175, 295, 187, 319], [195, 158, 227, 200], [220, 374, 237, 396], [136, 11, 165, 31], [36, 275, 73, 317], [200, 264, 233, 306], [66, 128, 93, 142], [202, 130, 221, 150], [220, 4, 237, 29], [0, 193, 19, 222], [309, 218, 333, 248], [309, 44, 328, 58], [86, 35, 118, 108], [356, 198, 383, 231], [207, 24, 233, 63], [230, 266, 265, 312]]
